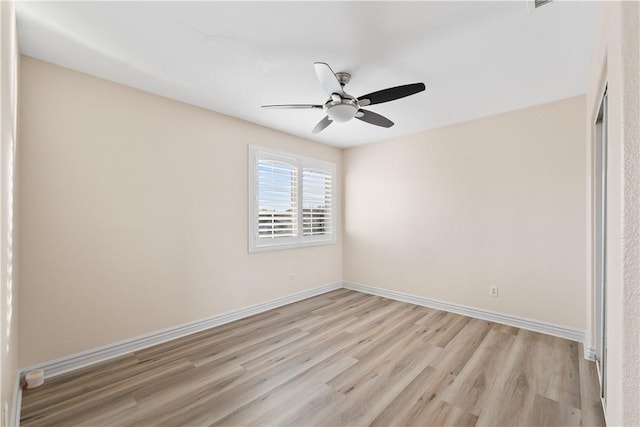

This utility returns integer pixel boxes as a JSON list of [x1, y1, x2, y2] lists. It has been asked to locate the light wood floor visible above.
[[21, 289, 605, 426]]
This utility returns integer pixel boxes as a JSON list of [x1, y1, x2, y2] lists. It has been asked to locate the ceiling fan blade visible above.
[[358, 83, 425, 106], [261, 104, 323, 109], [312, 116, 333, 134], [314, 62, 343, 96], [356, 109, 394, 128]]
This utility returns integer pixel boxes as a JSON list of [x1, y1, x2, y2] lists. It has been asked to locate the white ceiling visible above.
[[16, 1, 597, 149]]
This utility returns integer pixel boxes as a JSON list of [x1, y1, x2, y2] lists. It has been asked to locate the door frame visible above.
[[593, 85, 608, 404]]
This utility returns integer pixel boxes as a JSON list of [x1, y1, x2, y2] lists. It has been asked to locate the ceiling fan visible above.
[[262, 62, 426, 134]]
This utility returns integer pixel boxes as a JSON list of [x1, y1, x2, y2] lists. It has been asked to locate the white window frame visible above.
[[248, 145, 336, 252]]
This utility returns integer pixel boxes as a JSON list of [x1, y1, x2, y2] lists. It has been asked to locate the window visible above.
[[249, 145, 336, 252]]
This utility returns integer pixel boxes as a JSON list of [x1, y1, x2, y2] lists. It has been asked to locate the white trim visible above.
[[18, 282, 341, 381], [249, 239, 335, 253], [11, 279, 596, 426], [342, 281, 587, 345], [10, 281, 338, 425], [584, 346, 596, 361], [16, 280, 593, 380], [9, 373, 21, 427], [248, 144, 337, 253]]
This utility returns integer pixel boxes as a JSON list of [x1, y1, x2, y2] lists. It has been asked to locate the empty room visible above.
[[0, 1, 639, 426]]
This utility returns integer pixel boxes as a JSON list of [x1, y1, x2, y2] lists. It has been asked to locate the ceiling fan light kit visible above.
[[262, 62, 426, 134], [326, 97, 358, 122]]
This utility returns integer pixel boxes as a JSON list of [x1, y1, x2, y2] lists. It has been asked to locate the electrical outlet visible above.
[[489, 285, 498, 297], [290, 272, 295, 282]]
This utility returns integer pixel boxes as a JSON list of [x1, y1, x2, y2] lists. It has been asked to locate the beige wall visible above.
[[586, 2, 640, 425], [17, 57, 343, 367], [344, 96, 587, 330], [0, 1, 19, 425]]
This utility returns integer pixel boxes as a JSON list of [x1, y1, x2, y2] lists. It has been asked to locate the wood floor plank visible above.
[[349, 305, 432, 361], [440, 329, 516, 416], [21, 357, 194, 427], [117, 362, 246, 426], [514, 330, 582, 409], [19, 353, 141, 413], [474, 368, 534, 426], [370, 365, 456, 426], [274, 386, 347, 426], [218, 382, 337, 427], [492, 322, 520, 335], [415, 308, 450, 326], [309, 290, 370, 315], [307, 342, 442, 426], [429, 317, 494, 375], [20, 291, 605, 427], [429, 314, 472, 348], [405, 399, 478, 427], [324, 288, 353, 299], [328, 325, 441, 393], [343, 299, 405, 335], [524, 394, 581, 426], [239, 316, 359, 373], [212, 353, 358, 426], [156, 332, 359, 426], [188, 327, 310, 368], [52, 395, 138, 427], [475, 329, 582, 426]]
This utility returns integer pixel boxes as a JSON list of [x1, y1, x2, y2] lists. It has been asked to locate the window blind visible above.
[[257, 160, 298, 239], [249, 145, 336, 252], [302, 169, 333, 236]]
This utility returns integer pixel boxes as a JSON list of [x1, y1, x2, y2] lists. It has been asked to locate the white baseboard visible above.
[[18, 280, 591, 379], [584, 346, 596, 361], [11, 281, 341, 425], [18, 281, 342, 381], [342, 281, 587, 346], [12, 279, 592, 426]]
